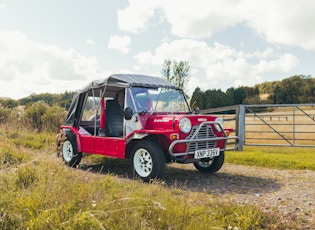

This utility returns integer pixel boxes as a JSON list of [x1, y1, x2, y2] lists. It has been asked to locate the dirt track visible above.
[[79, 159, 315, 228], [167, 163, 315, 228]]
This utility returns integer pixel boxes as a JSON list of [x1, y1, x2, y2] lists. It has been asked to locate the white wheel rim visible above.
[[133, 148, 153, 177], [62, 140, 73, 162]]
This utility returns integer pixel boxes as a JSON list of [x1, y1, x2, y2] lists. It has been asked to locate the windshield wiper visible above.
[[138, 109, 147, 115]]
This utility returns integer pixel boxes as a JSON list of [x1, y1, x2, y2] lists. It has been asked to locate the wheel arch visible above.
[[125, 134, 164, 159], [62, 128, 81, 153]]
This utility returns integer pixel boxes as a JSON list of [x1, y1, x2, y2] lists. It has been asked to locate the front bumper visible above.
[[168, 121, 238, 158]]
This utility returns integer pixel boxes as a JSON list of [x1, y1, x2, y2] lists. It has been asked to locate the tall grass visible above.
[[0, 129, 277, 229]]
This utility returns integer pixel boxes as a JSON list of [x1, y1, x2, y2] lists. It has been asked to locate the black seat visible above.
[[106, 100, 124, 137]]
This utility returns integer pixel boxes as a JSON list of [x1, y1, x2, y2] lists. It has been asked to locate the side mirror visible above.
[[194, 107, 200, 114], [124, 107, 133, 120]]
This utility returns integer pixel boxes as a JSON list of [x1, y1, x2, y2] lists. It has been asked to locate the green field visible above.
[[1, 130, 313, 229], [225, 146, 315, 170]]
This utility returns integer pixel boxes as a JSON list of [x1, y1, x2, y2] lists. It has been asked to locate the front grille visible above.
[[186, 124, 217, 152]]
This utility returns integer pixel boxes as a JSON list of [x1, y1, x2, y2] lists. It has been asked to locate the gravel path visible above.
[[165, 163, 315, 228], [80, 159, 315, 228]]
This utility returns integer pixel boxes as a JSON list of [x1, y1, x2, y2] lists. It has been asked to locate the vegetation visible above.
[[0, 130, 275, 229], [162, 59, 190, 95], [1, 91, 75, 109], [225, 146, 315, 170], [190, 75, 315, 110], [1, 101, 314, 229]]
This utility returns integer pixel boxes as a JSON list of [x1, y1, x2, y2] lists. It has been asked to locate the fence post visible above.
[[235, 105, 245, 150]]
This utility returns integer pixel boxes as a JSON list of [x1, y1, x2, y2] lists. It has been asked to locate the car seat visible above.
[[106, 100, 124, 137]]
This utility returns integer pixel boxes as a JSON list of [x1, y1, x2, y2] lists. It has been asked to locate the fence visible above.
[[201, 104, 315, 150]]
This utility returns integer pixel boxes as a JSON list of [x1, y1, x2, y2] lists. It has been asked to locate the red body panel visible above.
[[61, 126, 127, 158]]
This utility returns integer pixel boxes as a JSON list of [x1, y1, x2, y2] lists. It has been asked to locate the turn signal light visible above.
[[170, 133, 179, 140], [224, 129, 233, 136]]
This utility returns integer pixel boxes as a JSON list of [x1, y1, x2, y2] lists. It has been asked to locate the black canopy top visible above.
[[78, 74, 179, 93], [63, 74, 179, 126]]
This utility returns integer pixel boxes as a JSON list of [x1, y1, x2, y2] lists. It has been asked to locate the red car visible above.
[[57, 74, 237, 182]]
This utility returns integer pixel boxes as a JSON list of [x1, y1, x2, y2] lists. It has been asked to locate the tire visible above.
[[131, 140, 165, 182], [194, 152, 224, 173], [62, 133, 82, 168]]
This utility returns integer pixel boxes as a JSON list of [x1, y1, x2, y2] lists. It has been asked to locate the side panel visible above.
[[80, 135, 94, 153], [94, 137, 126, 158], [79, 134, 126, 159]]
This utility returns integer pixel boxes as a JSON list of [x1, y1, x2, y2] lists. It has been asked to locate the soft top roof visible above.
[[79, 74, 178, 93], [63, 74, 179, 126]]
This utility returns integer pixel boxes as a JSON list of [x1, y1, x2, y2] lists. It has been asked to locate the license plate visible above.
[[194, 148, 220, 159]]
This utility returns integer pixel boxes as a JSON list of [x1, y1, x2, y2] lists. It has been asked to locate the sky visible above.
[[0, 0, 315, 100]]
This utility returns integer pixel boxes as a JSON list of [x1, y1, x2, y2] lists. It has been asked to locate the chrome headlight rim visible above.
[[214, 117, 224, 132], [179, 117, 192, 134]]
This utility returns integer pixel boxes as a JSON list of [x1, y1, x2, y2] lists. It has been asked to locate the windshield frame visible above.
[[127, 86, 191, 114]]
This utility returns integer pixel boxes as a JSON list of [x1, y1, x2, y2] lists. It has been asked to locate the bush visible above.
[[0, 107, 15, 124], [42, 106, 67, 132], [22, 102, 66, 132]]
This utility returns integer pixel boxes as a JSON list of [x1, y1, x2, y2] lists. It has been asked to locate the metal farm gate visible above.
[[201, 104, 315, 150]]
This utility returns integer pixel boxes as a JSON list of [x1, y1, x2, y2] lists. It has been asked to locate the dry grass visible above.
[[0, 128, 275, 229]]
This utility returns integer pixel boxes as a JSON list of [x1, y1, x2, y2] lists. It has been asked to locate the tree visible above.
[[162, 60, 172, 83], [226, 87, 246, 105], [190, 87, 205, 110], [204, 89, 228, 109], [162, 59, 190, 93], [0, 98, 18, 108], [234, 87, 247, 104]]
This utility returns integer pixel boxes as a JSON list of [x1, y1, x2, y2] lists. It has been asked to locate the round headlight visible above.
[[179, 117, 192, 134], [214, 117, 224, 132]]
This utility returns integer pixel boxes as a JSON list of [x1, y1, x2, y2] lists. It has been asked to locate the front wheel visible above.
[[62, 134, 82, 168], [131, 140, 165, 182], [194, 152, 224, 173]]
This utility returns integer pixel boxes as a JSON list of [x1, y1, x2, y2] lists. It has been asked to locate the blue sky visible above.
[[0, 0, 314, 99]]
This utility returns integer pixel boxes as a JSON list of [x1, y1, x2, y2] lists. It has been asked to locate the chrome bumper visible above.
[[168, 121, 238, 158]]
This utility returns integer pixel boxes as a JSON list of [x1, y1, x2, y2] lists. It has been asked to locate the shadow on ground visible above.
[[78, 156, 281, 195]]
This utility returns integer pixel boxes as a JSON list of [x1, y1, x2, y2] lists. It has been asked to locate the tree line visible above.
[[0, 91, 75, 109], [190, 75, 315, 110]]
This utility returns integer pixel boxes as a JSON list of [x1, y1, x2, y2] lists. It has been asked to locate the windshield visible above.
[[128, 87, 190, 113]]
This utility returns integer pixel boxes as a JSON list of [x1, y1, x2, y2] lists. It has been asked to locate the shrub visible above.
[[0, 107, 15, 124], [21, 102, 66, 132], [22, 102, 48, 132], [42, 106, 67, 132]]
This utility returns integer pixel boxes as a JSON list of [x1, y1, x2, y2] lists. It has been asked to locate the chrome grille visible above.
[[186, 124, 217, 152]]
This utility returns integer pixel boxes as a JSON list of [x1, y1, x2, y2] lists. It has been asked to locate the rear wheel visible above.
[[194, 152, 224, 173], [131, 140, 165, 182], [62, 133, 82, 168]]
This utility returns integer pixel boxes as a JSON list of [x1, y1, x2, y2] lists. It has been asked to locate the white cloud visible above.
[[107, 35, 131, 54], [0, 3, 5, 9], [119, 0, 315, 50], [160, 0, 244, 38], [86, 39, 96, 46], [133, 39, 300, 94], [243, 0, 315, 50], [118, 0, 160, 33], [0, 30, 101, 99]]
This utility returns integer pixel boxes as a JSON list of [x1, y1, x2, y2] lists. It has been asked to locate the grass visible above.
[[2, 127, 314, 229], [0, 153, 270, 230], [225, 146, 315, 170]]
